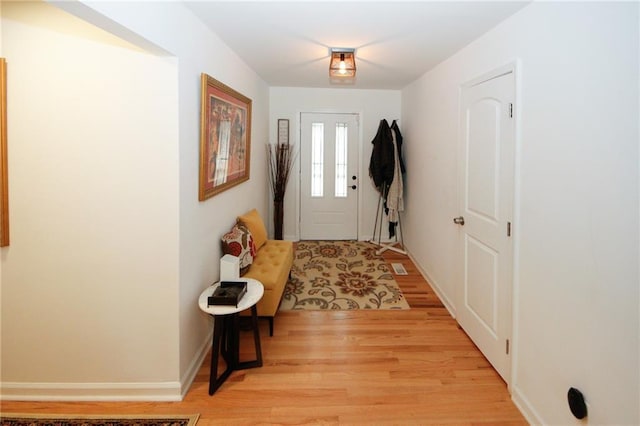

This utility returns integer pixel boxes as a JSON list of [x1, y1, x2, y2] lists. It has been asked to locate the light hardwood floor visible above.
[[1, 248, 527, 425]]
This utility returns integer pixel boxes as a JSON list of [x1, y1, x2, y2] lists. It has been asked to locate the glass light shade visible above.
[[329, 50, 356, 78]]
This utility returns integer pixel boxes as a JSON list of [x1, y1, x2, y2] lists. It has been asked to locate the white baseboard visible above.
[[403, 246, 457, 319], [511, 384, 543, 425], [403, 245, 538, 425], [180, 330, 212, 399], [1, 330, 213, 402], [0, 381, 182, 401]]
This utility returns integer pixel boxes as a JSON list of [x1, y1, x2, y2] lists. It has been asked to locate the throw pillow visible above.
[[221, 223, 256, 276], [237, 209, 268, 250]]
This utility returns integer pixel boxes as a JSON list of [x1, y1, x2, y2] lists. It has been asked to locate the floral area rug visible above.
[[280, 240, 410, 310], [0, 413, 199, 426]]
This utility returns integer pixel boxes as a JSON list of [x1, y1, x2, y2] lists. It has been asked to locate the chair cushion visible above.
[[237, 209, 268, 250], [244, 240, 292, 291], [242, 239, 293, 319]]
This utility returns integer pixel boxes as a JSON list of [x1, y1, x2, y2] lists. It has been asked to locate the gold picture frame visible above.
[[199, 73, 252, 201], [0, 58, 8, 247]]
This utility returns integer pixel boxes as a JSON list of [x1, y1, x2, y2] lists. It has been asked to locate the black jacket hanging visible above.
[[391, 120, 405, 175], [368, 119, 395, 194]]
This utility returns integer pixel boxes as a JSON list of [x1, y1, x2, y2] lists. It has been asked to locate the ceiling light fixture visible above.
[[329, 48, 356, 78]]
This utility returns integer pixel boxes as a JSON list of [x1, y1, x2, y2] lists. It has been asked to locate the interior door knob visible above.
[[351, 185, 357, 190], [453, 216, 465, 225]]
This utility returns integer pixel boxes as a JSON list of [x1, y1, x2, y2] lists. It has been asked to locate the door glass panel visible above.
[[311, 122, 324, 197], [335, 123, 348, 198]]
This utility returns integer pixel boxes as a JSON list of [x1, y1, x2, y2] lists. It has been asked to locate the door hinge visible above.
[[509, 103, 513, 118], [506, 339, 510, 355], [507, 222, 512, 237]]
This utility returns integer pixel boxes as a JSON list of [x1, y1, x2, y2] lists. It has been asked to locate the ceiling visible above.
[[184, 1, 530, 90]]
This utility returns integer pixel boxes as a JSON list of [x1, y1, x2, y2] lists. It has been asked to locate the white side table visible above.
[[198, 278, 264, 395]]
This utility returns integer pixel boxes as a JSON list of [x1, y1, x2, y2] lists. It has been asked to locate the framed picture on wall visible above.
[[278, 119, 289, 145], [199, 73, 252, 201]]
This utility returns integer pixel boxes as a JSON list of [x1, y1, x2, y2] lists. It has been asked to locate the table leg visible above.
[[208, 315, 236, 395], [251, 305, 263, 367], [208, 316, 223, 395], [229, 313, 240, 367], [236, 305, 262, 369], [207, 308, 263, 395], [220, 315, 231, 364]]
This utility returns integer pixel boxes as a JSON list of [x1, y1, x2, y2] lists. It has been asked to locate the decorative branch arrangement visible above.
[[267, 142, 295, 240]]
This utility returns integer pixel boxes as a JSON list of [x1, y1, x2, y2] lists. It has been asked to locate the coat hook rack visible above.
[[368, 118, 407, 256]]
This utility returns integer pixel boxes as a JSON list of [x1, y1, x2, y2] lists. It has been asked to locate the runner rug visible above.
[[0, 413, 199, 426], [280, 240, 410, 310]]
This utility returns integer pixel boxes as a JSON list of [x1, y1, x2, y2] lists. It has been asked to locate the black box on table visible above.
[[208, 281, 247, 307]]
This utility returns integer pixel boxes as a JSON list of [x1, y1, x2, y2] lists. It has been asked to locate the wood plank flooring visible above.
[[1, 246, 527, 425]]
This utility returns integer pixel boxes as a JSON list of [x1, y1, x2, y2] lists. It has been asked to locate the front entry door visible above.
[[456, 69, 515, 383], [300, 113, 359, 240]]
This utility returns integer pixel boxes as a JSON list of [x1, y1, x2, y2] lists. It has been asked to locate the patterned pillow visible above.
[[221, 223, 257, 276]]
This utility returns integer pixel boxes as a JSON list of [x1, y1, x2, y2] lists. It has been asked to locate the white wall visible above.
[[269, 87, 401, 241], [401, 2, 639, 424], [1, 0, 269, 400], [1, 2, 180, 397], [82, 1, 271, 391], [54, 0, 271, 397]]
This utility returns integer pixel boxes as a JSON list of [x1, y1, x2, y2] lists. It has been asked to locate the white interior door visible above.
[[300, 113, 359, 240], [456, 70, 515, 383]]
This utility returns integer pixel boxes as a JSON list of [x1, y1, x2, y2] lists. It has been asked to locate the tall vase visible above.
[[273, 199, 284, 240]]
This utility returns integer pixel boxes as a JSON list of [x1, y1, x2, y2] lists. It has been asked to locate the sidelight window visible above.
[[335, 123, 348, 198], [311, 122, 324, 197]]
